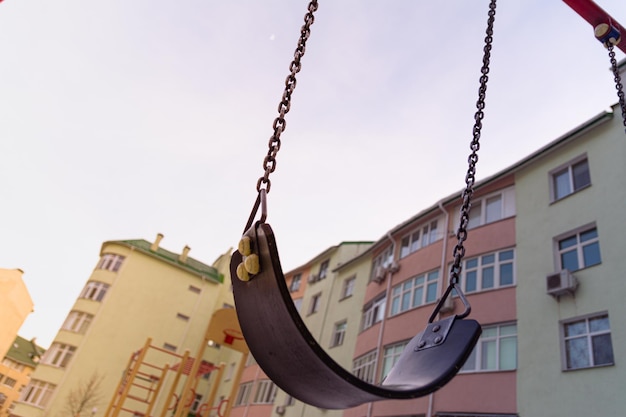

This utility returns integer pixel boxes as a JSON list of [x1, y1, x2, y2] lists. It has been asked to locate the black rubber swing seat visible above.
[[230, 221, 482, 409]]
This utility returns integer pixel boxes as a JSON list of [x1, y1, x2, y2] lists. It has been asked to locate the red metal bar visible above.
[[563, 0, 626, 54]]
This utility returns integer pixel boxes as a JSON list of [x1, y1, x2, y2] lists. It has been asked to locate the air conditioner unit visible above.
[[276, 406, 286, 415], [387, 261, 401, 274], [546, 270, 578, 298], [438, 296, 455, 313], [308, 274, 319, 283], [373, 266, 386, 284]]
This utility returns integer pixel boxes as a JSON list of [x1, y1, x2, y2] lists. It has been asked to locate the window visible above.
[[188, 285, 201, 294], [390, 270, 439, 316], [551, 157, 591, 201], [176, 313, 190, 321], [42, 343, 76, 368], [3, 377, 16, 388], [234, 382, 252, 406], [381, 341, 409, 380], [289, 274, 302, 292], [399, 219, 440, 258], [163, 343, 177, 352], [331, 321, 347, 347], [253, 380, 278, 404], [341, 276, 356, 299], [80, 281, 110, 302], [293, 298, 303, 312], [461, 187, 515, 229], [62, 311, 93, 334], [190, 393, 203, 413], [308, 293, 322, 315], [21, 380, 56, 408], [461, 323, 517, 372], [370, 246, 394, 280], [460, 249, 515, 294], [97, 253, 125, 272], [557, 227, 601, 271], [318, 260, 330, 280], [562, 313, 614, 370], [352, 351, 377, 384], [361, 296, 386, 330]]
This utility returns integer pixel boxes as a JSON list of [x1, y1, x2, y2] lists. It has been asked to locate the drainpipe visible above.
[[366, 233, 396, 417]]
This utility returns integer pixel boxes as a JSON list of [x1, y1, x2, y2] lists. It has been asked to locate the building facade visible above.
[[12, 234, 239, 417], [0, 336, 44, 417], [0, 269, 34, 360], [229, 100, 626, 416]]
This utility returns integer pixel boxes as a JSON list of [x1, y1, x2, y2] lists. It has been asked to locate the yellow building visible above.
[[12, 234, 239, 417], [0, 336, 44, 417], [0, 269, 34, 360]]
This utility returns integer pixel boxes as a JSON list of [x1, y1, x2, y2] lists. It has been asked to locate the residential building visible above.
[[12, 234, 239, 417], [0, 269, 34, 359], [0, 337, 44, 417], [230, 242, 373, 417]]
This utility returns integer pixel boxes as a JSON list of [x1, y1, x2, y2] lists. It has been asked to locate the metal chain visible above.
[[256, 0, 319, 193], [449, 0, 497, 286], [607, 46, 626, 134]]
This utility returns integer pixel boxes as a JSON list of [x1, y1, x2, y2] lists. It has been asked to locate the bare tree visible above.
[[63, 372, 105, 417]]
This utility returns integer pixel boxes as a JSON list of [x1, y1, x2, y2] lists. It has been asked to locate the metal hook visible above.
[[243, 189, 268, 234], [428, 283, 472, 323]]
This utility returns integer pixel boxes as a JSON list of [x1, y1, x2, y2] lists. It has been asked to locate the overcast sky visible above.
[[1, 0, 625, 348]]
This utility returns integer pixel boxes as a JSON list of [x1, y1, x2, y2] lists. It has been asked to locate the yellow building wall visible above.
[[0, 358, 35, 417], [12, 240, 237, 417], [0, 269, 33, 360]]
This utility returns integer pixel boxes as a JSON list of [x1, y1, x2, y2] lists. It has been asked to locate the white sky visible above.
[[1, 0, 625, 349]]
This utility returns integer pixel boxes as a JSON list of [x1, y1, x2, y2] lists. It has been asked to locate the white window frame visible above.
[[381, 341, 409, 380], [352, 350, 377, 384], [370, 246, 394, 281], [550, 154, 591, 202], [554, 224, 601, 272], [361, 296, 386, 330], [289, 273, 302, 292], [80, 281, 110, 302], [97, 253, 125, 272], [21, 380, 56, 408], [62, 311, 93, 334], [399, 218, 441, 259], [308, 292, 322, 315], [461, 322, 517, 373], [330, 320, 347, 347], [459, 249, 515, 294], [234, 382, 252, 406], [42, 343, 76, 368], [455, 187, 515, 230], [561, 312, 614, 371], [341, 276, 356, 299], [390, 270, 439, 316], [3, 377, 16, 388], [253, 380, 278, 404]]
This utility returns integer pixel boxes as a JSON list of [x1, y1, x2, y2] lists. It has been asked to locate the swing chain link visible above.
[[449, 0, 497, 286], [607, 46, 626, 134], [256, 0, 319, 193]]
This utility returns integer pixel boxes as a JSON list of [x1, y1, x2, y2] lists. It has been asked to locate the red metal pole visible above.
[[563, 0, 626, 54]]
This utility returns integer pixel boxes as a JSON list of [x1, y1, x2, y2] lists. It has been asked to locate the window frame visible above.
[[289, 273, 302, 292], [352, 350, 377, 384], [41, 343, 76, 368], [20, 380, 57, 408], [96, 253, 125, 272], [62, 311, 94, 334], [554, 224, 601, 272], [252, 380, 278, 404], [79, 281, 110, 302], [399, 218, 441, 259], [330, 320, 347, 348], [560, 312, 614, 371], [460, 322, 517, 373], [361, 296, 386, 331], [389, 269, 439, 316], [370, 246, 394, 281], [459, 249, 516, 294], [341, 276, 356, 299], [455, 186, 516, 230], [549, 154, 591, 202], [318, 260, 330, 280], [308, 292, 322, 315], [234, 382, 252, 406], [381, 340, 409, 380]]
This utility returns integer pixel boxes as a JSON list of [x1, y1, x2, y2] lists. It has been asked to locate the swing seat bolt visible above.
[[432, 325, 441, 332], [239, 236, 253, 256], [434, 336, 443, 344]]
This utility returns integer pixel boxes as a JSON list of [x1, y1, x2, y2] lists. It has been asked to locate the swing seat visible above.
[[231, 222, 481, 409]]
